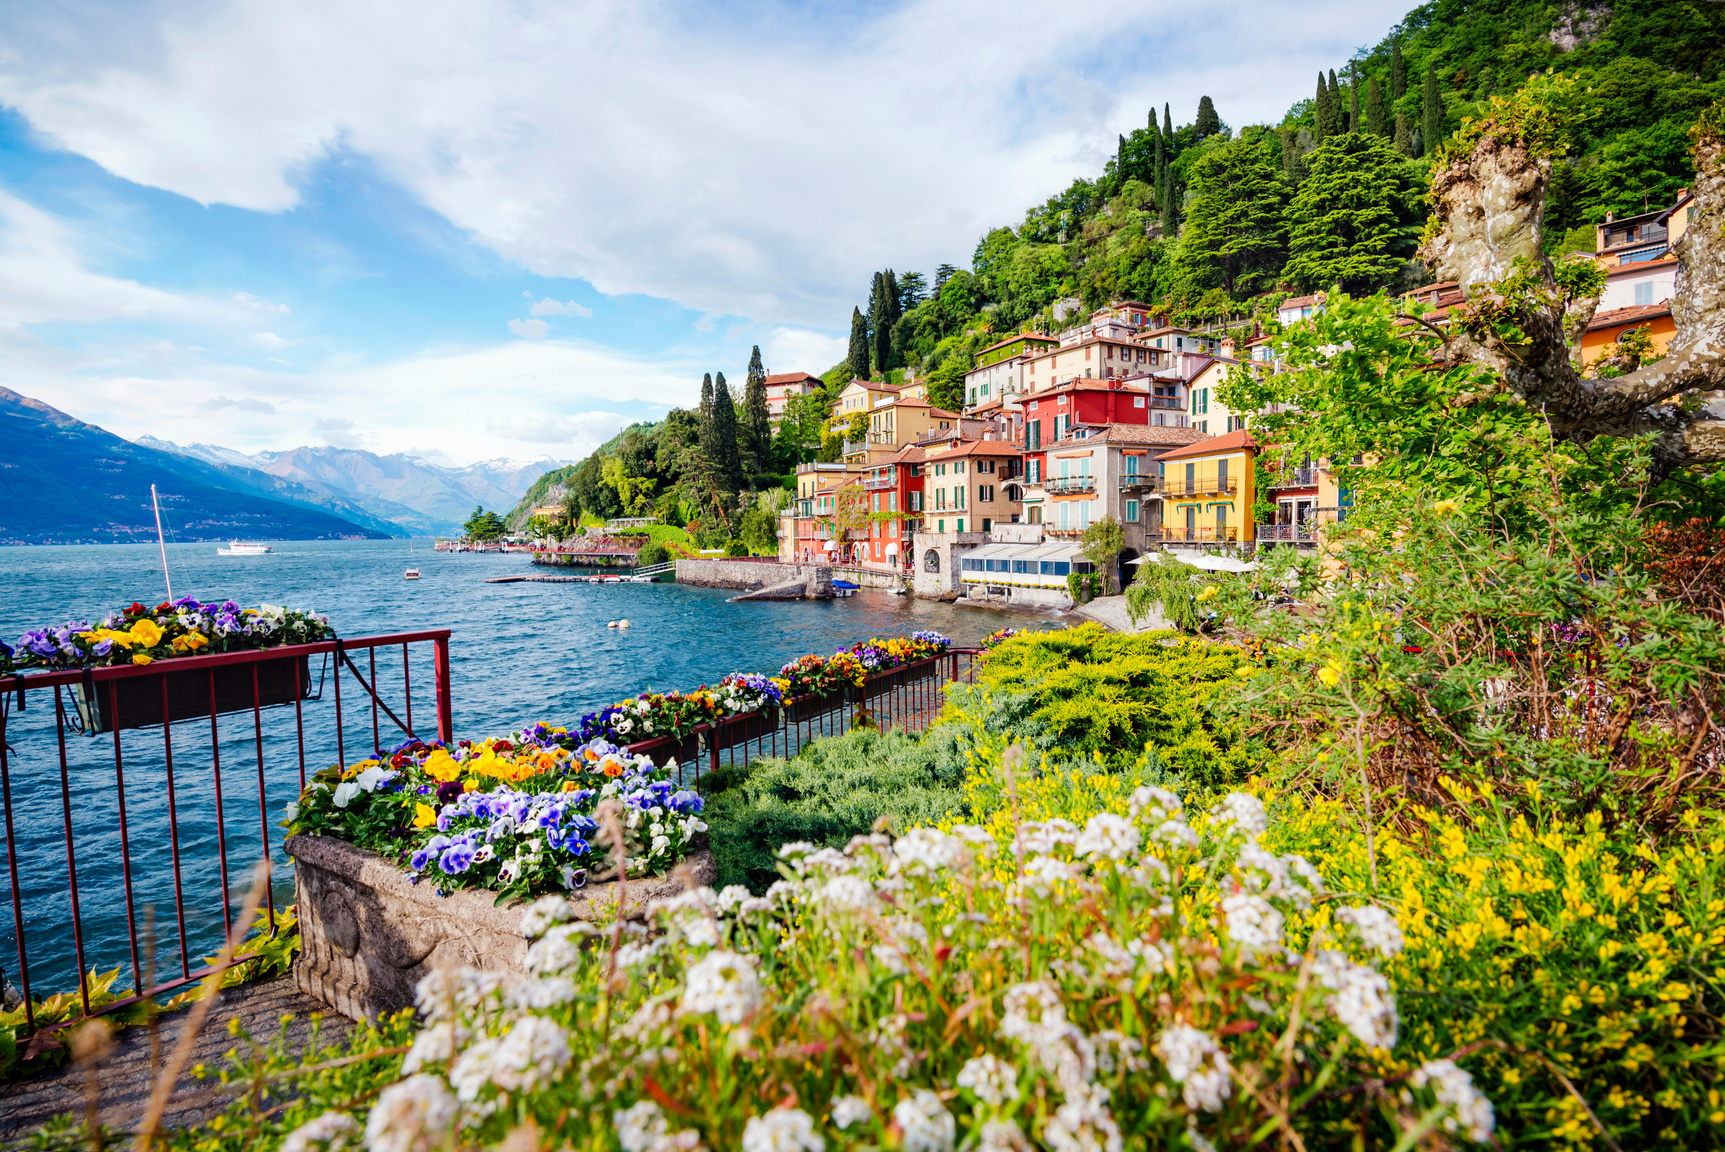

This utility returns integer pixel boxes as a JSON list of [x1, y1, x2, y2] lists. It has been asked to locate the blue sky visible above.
[[0, 0, 1407, 465]]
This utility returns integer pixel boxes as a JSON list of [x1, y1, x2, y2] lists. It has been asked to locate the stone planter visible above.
[[286, 834, 715, 1021]]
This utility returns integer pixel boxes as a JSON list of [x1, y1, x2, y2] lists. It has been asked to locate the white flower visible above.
[[332, 782, 361, 809], [1410, 1059, 1495, 1142], [1220, 892, 1284, 956], [488, 1015, 571, 1093], [282, 1111, 358, 1152], [283, 802, 300, 822], [355, 765, 397, 792], [524, 923, 596, 977], [830, 1095, 872, 1130], [1043, 1083, 1123, 1152], [1150, 820, 1200, 850], [977, 1119, 1031, 1151], [819, 874, 879, 911], [1211, 793, 1267, 837], [1023, 855, 1086, 893], [956, 1054, 1020, 1106], [741, 1109, 825, 1152], [362, 1074, 457, 1152], [400, 1022, 457, 1074], [507, 976, 578, 1011], [1336, 904, 1404, 958], [614, 1101, 705, 1152], [776, 841, 817, 859], [999, 981, 1067, 1042], [891, 828, 970, 876], [519, 895, 572, 939], [1018, 819, 1080, 854], [1075, 813, 1141, 862], [679, 950, 761, 1025], [892, 1090, 955, 1152], [1157, 1025, 1232, 1113], [1185, 1124, 1218, 1152], [1313, 951, 1399, 1049], [1129, 785, 1184, 821]]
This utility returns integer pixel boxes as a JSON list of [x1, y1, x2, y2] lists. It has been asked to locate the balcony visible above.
[[1269, 467, 1317, 488], [843, 440, 866, 457], [867, 432, 896, 445], [1256, 522, 1322, 543], [1148, 396, 1183, 409], [1163, 476, 1239, 497], [1044, 475, 1097, 494], [1044, 526, 1085, 538], [1118, 474, 1161, 492], [1150, 527, 1240, 543], [863, 473, 896, 490]]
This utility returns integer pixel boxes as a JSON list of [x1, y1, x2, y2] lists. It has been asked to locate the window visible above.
[[962, 558, 983, 571], [1029, 505, 1042, 524], [979, 485, 994, 502], [1080, 457, 1091, 477], [1125, 455, 1138, 476], [982, 518, 992, 532], [888, 492, 898, 512], [1126, 499, 1139, 521], [955, 486, 965, 509], [1134, 396, 1144, 408], [938, 519, 945, 533], [1634, 281, 1655, 306], [1216, 504, 1229, 536], [957, 519, 965, 532], [1059, 501, 1070, 529], [909, 491, 922, 511], [925, 549, 940, 572], [1030, 460, 1042, 483], [935, 487, 946, 510]]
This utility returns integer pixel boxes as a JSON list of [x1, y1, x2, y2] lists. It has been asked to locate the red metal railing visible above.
[[0, 630, 450, 1036], [626, 648, 983, 782]]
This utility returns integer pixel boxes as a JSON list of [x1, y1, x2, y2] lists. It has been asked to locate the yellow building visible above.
[[843, 398, 960, 465], [1154, 429, 1257, 547]]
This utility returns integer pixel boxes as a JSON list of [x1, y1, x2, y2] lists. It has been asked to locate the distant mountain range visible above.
[[0, 387, 390, 545], [136, 439, 568, 536]]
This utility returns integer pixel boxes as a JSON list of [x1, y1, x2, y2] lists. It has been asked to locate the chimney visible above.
[[1605, 211, 1615, 223], [1221, 337, 1236, 359], [1678, 187, 1690, 203]]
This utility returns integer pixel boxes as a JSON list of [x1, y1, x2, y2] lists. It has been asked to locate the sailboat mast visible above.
[[151, 483, 174, 601]]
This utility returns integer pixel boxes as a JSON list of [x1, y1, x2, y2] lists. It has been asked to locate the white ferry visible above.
[[217, 541, 273, 556]]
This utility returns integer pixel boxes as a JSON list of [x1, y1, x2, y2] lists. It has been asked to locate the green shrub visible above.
[[722, 538, 748, 557], [636, 542, 669, 566], [704, 729, 968, 891]]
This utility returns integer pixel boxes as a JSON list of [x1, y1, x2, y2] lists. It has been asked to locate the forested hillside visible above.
[[515, 0, 1724, 550]]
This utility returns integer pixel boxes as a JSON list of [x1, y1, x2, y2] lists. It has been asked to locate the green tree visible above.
[[1390, 39, 1405, 101], [1348, 63, 1359, 134], [898, 271, 928, 309], [1393, 112, 1414, 157], [699, 372, 713, 418], [1286, 133, 1421, 295], [463, 505, 507, 541], [846, 307, 870, 381], [1194, 95, 1220, 140], [1313, 73, 1332, 144], [1173, 137, 1287, 298], [1422, 63, 1444, 156], [741, 345, 771, 476], [738, 502, 779, 554], [1080, 515, 1125, 594], [1365, 75, 1387, 137], [705, 371, 742, 493]]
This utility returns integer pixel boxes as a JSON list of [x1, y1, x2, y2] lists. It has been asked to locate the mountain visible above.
[[136, 440, 571, 536], [0, 388, 387, 545]]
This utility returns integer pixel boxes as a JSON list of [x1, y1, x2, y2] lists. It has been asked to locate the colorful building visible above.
[[915, 437, 1024, 536], [763, 371, 824, 421], [1153, 429, 1258, 549], [963, 332, 1059, 411]]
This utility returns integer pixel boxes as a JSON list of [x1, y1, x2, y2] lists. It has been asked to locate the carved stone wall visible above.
[[287, 834, 715, 1021]]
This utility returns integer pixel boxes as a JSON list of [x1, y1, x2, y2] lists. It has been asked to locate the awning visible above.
[[824, 540, 838, 551], [885, 543, 900, 555]]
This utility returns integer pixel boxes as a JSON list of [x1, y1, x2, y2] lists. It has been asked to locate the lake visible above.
[[0, 540, 1037, 999]]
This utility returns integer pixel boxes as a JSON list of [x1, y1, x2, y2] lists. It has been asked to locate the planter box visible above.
[[707, 709, 781, 753], [286, 833, 716, 1021], [73, 652, 315, 733]]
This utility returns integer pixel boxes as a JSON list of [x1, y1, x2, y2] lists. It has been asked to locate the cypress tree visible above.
[[741, 345, 770, 475], [1194, 95, 1219, 140], [1328, 71, 1342, 136], [1162, 170, 1181, 234], [1422, 64, 1444, 157], [1116, 133, 1126, 186], [1394, 112, 1414, 157], [873, 270, 895, 375], [705, 371, 742, 493], [1314, 73, 1331, 144], [1282, 126, 1298, 181], [1391, 40, 1406, 101], [700, 372, 714, 417], [1365, 76, 1388, 137], [846, 307, 870, 380], [1349, 64, 1360, 134], [1153, 121, 1167, 207], [1163, 103, 1173, 145]]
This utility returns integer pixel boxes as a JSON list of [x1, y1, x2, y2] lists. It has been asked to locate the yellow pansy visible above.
[[413, 802, 438, 829], [422, 748, 462, 783], [131, 653, 153, 665], [128, 618, 164, 648]]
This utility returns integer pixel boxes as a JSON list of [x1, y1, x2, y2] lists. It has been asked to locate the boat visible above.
[[217, 540, 273, 556], [832, 578, 859, 599], [404, 568, 421, 580]]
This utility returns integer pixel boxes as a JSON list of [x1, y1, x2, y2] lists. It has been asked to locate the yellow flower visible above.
[[422, 748, 462, 783], [131, 653, 153, 665], [1317, 662, 1342, 687], [1195, 585, 1219, 603], [413, 803, 437, 829], [463, 778, 479, 792], [1430, 498, 1459, 515], [128, 618, 164, 648]]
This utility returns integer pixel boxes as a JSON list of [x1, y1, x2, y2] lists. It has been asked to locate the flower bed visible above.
[[2, 596, 334, 672]]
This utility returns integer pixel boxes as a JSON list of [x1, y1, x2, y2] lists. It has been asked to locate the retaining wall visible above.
[[675, 559, 831, 591]]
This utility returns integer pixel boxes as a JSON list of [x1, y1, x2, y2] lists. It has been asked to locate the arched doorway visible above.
[[924, 549, 940, 572], [1117, 547, 1139, 593]]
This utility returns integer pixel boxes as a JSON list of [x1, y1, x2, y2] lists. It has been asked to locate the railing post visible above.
[[434, 636, 454, 744]]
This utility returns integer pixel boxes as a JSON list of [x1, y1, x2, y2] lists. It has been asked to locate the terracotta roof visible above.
[[1155, 429, 1256, 461], [923, 439, 1024, 459], [880, 443, 927, 465], [929, 406, 961, 420], [1657, 191, 1694, 224], [1402, 281, 1459, 297], [1047, 424, 1211, 450], [1140, 325, 1196, 337], [1588, 303, 1673, 330], [1280, 293, 1324, 310], [975, 332, 1057, 357], [843, 379, 900, 392], [1606, 257, 1678, 277], [764, 371, 823, 385], [1027, 377, 1152, 398]]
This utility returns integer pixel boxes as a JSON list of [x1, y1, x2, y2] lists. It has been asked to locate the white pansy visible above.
[[956, 1054, 1020, 1106], [679, 950, 761, 1025], [830, 1095, 872, 1130], [741, 1109, 825, 1152], [362, 1074, 457, 1152], [332, 782, 361, 809], [892, 1090, 955, 1152], [1410, 1059, 1495, 1142], [355, 765, 397, 792]]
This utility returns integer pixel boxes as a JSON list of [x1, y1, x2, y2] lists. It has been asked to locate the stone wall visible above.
[[675, 558, 830, 591], [289, 834, 714, 1021]]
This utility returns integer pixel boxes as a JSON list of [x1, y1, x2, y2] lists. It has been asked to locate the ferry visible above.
[[217, 541, 273, 556], [404, 568, 421, 580]]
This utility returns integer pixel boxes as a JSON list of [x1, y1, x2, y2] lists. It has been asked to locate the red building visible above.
[[1020, 378, 1175, 485], [858, 444, 927, 571]]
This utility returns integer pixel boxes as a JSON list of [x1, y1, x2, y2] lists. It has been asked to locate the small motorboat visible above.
[[217, 540, 272, 556], [832, 579, 859, 599], [404, 568, 421, 580]]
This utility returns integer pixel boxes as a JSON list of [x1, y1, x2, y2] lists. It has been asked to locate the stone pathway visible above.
[[1073, 595, 1171, 633], [0, 978, 353, 1144]]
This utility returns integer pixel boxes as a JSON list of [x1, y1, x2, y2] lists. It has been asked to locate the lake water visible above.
[[0, 540, 1034, 999]]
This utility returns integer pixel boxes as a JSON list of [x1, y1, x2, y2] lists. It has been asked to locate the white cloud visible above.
[[248, 331, 292, 349], [0, 0, 1410, 326], [211, 394, 278, 413], [760, 326, 847, 376], [507, 317, 548, 340], [528, 297, 592, 318], [234, 291, 290, 313]]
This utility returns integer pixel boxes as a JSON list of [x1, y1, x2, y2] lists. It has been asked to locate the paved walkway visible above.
[[1, 978, 354, 1144], [1072, 595, 1172, 633]]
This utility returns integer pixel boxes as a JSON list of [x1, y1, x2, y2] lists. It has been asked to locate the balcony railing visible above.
[[1119, 474, 1161, 492], [1256, 522, 1323, 542], [1148, 396, 1182, 409], [863, 475, 895, 490], [1270, 467, 1317, 487], [1044, 526, 1085, 538], [1151, 527, 1240, 543], [867, 432, 895, 445], [1164, 476, 1239, 497], [843, 440, 866, 456], [1045, 476, 1097, 494]]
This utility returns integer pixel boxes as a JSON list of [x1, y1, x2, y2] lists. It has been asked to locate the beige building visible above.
[[829, 379, 901, 421], [764, 371, 824, 421], [843, 398, 961, 466], [915, 438, 1024, 535]]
